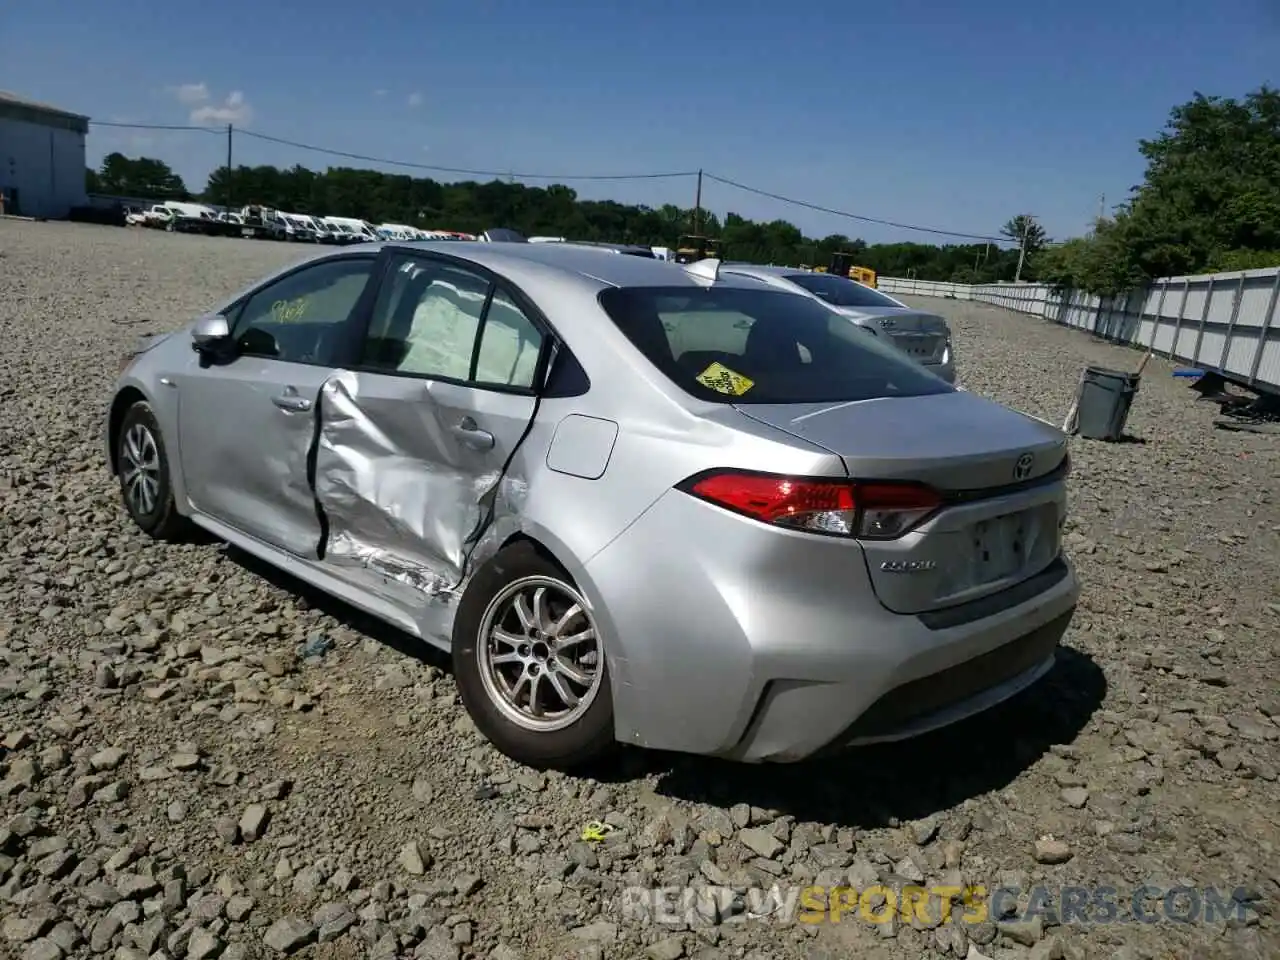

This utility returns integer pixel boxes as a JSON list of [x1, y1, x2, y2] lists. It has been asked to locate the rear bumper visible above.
[[756, 607, 1070, 760], [584, 489, 1079, 762]]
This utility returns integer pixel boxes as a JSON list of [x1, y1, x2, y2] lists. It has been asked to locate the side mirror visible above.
[[191, 313, 232, 351]]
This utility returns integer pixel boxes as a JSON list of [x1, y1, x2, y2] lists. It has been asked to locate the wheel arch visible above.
[[107, 386, 149, 476], [474, 527, 632, 694], [451, 526, 621, 768], [495, 531, 561, 568]]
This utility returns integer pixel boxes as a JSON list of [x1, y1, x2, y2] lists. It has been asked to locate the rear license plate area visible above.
[[971, 510, 1030, 584], [894, 334, 935, 357]]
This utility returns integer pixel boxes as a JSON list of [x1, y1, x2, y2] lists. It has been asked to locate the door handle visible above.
[[271, 392, 312, 412], [450, 418, 494, 450]]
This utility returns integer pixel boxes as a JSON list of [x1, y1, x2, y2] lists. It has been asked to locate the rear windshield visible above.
[[783, 272, 903, 308], [597, 286, 953, 404]]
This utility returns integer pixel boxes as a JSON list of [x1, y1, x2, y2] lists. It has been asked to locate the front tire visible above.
[[117, 402, 187, 540], [453, 542, 616, 770]]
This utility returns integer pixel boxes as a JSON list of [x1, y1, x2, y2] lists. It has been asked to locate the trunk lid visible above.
[[736, 391, 1069, 613], [835, 307, 950, 364]]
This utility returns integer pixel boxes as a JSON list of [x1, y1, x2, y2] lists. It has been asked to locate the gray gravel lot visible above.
[[1, 221, 1278, 960]]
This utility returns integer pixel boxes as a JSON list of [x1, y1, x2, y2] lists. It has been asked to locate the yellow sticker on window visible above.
[[696, 361, 754, 396]]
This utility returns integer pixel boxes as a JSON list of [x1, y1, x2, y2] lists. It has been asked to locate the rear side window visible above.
[[360, 259, 492, 379], [597, 286, 952, 404], [783, 272, 902, 308]]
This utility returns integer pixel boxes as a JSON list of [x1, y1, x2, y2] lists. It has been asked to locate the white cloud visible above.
[[190, 90, 254, 126], [407, 91, 424, 108], [374, 89, 388, 98], [171, 83, 209, 106], [166, 83, 253, 125]]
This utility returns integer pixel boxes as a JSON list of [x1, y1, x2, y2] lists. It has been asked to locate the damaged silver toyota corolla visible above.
[[106, 242, 1079, 770]]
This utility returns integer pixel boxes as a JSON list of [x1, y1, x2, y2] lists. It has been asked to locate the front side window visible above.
[[231, 257, 376, 365], [597, 286, 952, 404], [783, 272, 902, 308]]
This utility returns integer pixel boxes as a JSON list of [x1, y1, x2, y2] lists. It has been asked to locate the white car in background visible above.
[[719, 263, 957, 383], [323, 216, 379, 243], [376, 224, 421, 241]]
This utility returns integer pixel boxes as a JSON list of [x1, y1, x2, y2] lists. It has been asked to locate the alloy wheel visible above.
[[476, 576, 604, 733], [120, 422, 161, 517]]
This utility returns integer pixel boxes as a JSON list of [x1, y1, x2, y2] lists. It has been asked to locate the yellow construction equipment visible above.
[[828, 252, 877, 287], [675, 234, 720, 264]]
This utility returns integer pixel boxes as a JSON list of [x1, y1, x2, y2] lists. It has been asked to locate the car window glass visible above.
[[232, 257, 375, 365], [360, 257, 492, 380], [599, 286, 951, 404], [783, 272, 902, 308], [474, 289, 543, 388], [657, 302, 755, 360]]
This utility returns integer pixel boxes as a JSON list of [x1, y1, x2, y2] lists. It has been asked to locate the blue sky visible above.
[[3, 0, 1276, 245]]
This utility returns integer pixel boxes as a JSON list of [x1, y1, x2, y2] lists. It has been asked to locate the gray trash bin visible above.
[[1076, 366, 1140, 441]]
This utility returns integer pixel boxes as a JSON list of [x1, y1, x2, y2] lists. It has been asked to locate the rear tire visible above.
[[117, 401, 188, 541], [453, 542, 616, 770]]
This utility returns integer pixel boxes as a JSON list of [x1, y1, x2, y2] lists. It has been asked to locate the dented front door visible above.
[[178, 253, 379, 557], [180, 356, 334, 557]]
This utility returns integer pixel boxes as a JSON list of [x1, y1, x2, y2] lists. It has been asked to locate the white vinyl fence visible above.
[[880, 268, 1280, 392]]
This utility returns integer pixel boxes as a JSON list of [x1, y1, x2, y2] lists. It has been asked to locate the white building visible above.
[[0, 91, 89, 219]]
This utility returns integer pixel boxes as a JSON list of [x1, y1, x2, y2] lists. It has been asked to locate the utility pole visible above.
[[693, 169, 702, 237], [1015, 228, 1029, 283], [1097, 193, 1106, 222], [225, 124, 234, 213]]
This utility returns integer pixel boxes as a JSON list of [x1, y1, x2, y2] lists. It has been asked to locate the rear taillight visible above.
[[855, 481, 942, 539], [680, 470, 941, 540]]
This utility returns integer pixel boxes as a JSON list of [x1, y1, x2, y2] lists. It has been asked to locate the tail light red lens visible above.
[[687, 472, 858, 535], [855, 481, 943, 539], [681, 470, 941, 539]]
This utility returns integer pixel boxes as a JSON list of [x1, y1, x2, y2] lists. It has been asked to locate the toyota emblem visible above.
[[1013, 452, 1035, 481]]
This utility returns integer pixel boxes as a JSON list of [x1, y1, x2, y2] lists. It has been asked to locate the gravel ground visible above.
[[0, 221, 1277, 960]]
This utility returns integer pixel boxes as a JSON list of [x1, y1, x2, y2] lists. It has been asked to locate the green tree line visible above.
[[85, 155, 1030, 282], [86, 84, 1279, 291]]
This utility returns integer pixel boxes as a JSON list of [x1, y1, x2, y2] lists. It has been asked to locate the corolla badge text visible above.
[[879, 560, 937, 574]]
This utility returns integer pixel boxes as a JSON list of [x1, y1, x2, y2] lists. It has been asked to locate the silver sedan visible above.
[[106, 243, 1077, 769], [720, 263, 957, 383]]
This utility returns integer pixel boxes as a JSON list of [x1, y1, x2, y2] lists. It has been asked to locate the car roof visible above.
[[346, 240, 765, 290], [559, 240, 653, 253], [721, 263, 803, 278]]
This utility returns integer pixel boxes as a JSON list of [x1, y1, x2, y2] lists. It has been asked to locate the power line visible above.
[[237, 129, 698, 182], [703, 172, 1005, 243], [91, 120, 223, 134], [88, 120, 1009, 241], [91, 120, 694, 181]]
